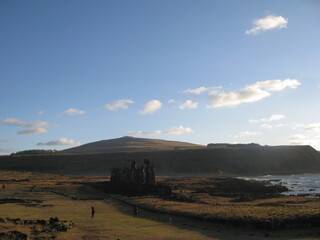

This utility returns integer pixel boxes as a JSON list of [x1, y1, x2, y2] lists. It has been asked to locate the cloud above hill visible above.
[[246, 15, 288, 35], [129, 126, 193, 136], [294, 123, 320, 132], [2, 118, 50, 135], [288, 135, 320, 150], [249, 114, 286, 123], [232, 131, 262, 138], [104, 99, 134, 111], [183, 86, 209, 94], [63, 108, 86, 116], [37, 138, 81, 146], [18, 127, 48, 135], [179, 100, 198, 110], [140, 100, 162, 114], [207, 79, 300, 108], [1, 118, 25, 126]]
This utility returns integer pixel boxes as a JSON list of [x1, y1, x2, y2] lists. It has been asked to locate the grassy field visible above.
[[120, 177, 320, 229], [1, 171, 320, 239]]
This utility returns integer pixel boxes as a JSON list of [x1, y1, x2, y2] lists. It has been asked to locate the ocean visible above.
[[242, 173, 320, 196]]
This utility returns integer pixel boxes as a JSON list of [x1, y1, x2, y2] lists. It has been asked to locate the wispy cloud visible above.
[[288, 135, 320, 150], [0, 138, 11, 143], [232, 131, 262, 138], [140, 100, 162, 115], [38, 111, 45, 115], [1, 118, 25, 126], [25, 121, 50, 128], [168, 99, 176, 104], [129, 126, 193, 136], [37, 138, 81, 146], [246, 15, 288, 35], [207, 79, 300, 108], [183, 86, 209, 95], [261, 123, 285, 129], [2, 118, 50, 135], [294, 123, 320, 132], [179, 100, 198, 110], [250, 114, 286, 123], [63, 108, 86, 116], [104, 99, 134, 111], [18, 127, 48, 135]]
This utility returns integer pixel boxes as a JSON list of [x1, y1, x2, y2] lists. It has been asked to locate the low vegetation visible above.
[[2, 171, 320, 239], [111, 177, 320, 229], [10, 149, 58, 155]]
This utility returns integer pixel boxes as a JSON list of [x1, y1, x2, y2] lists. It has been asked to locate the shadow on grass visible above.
[[102, 195, 320, 240]]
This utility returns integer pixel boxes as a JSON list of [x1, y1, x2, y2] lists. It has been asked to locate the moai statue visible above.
[[149, 165, 155, 185], [110, 168, 116, 182], [130, 160, 138, 184], [124, 167, 130, 183], [111, 167, 120, 182], [143, 159, 151, 185], [137, 166, 144, 184]]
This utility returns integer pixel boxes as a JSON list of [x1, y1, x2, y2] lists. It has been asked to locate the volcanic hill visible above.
[[1, 137, 320, 176], [62, 136, 205, 153]]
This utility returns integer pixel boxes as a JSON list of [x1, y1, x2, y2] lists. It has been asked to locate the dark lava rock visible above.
[[0, 230, 28, 240]]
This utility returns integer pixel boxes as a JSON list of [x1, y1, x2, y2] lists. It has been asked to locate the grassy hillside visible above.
[[62, 136, 205, 153], [1, 145, 320, 176]]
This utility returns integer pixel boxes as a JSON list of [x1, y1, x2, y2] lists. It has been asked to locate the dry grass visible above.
[[1, 171, 320, 240], [120, 177, 320, 225]]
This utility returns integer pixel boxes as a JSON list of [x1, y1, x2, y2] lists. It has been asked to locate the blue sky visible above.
[[1, 0, 320, 154]]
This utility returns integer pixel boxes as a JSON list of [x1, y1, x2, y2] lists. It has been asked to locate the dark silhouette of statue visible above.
[[110, 160, 155, 185]]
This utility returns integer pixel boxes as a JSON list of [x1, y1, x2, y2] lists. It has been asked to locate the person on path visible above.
[[91, 206, 96, 219], [133, 205, 138, 218]]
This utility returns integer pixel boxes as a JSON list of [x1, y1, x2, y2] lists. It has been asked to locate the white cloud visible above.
[[17, 127, 48, 135], [246, 15, 288, 35], [261, 123, 284, 129], [179, 100, 198, 110], [129, 126, 193, 136], [207, 79, 300, 108], [25, 121, 50, 128], [250, 114, 286, 123], [104, 99, 134, 111], [1, 118, 25, 126], [38, 111, 45, 115], [140, 100, 162, 115], [37, 138, 81, 146], [168, 99, 176, 104], [294, 123, 320, 132], [63, 108, 86, 116], [288, 135, 320, 150], [183, 86, 209, 94], [249, 79, 300, 91], [2, 118, 52, 135], [165, 126, 193, 135], [233, 131, 262, 138]]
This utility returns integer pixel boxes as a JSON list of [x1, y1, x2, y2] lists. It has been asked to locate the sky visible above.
[[1, 0, 320, 154]]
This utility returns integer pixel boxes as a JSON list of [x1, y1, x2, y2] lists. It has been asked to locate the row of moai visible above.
[[110, 159, 155, 185]]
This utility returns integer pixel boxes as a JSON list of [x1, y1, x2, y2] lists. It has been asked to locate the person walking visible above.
[[133, 205, 138, 218], [91, 206, 96, 219]]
